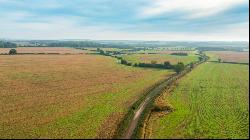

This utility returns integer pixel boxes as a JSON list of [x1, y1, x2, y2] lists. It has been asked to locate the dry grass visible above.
[[0, 54, 173, 138], [207, 51, 249, 63], [0, 47, 87, 54], [0, 48, 11, 54], [157, 51, 196, 54]]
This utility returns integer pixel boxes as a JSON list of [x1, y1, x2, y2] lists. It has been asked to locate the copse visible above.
[[9, 49, 17, 55], [170, 52, 188, 56], [190, 62, 194, 69], [164, 61, 171, 69], [174, 62, 185, 73], [198, 56, 203, 62], [121, 59, 128, 65]]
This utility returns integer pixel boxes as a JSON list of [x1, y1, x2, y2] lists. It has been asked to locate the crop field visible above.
[[0, 47, 88, 54], [122, 54, 199, 65], [206, 51, 249, 63], [147, 62, 249, 139], [0, 48, 11, 54], [0, 54, 173, 139], [135, 50, 196, 54]]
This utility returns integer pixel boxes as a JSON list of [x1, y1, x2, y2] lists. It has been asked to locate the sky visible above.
[[0, 0, 249, 41]]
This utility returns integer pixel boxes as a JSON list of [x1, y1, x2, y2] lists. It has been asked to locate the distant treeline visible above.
[[97, 41, 249, 49], [46, 41, 106, 48], [13, 40, 133, 49], [2, 40, 248, 51], [0, 41, 17, 48], [17, 41, 106, 48], [196, 47, 245, 52]]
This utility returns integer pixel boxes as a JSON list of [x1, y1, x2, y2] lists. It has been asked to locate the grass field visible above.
[[135, 50, 196, 54], [122, 54, 199, 65], [0, 47, 88, 54], [0, 54, 173, 139], [206, 51, 249, 63], [147, 62, 249, 139]]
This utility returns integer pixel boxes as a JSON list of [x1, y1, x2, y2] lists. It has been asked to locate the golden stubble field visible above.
[[0, 47, 87, 54], [207, 51, 249, 63], [0, 54, 173, 138]]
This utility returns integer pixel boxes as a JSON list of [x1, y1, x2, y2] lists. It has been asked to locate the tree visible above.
[[164, 61, 171, 68], [198, 56, 203, 62], [99, 49, 105, 55], [174, 62, 185, 73], [9, 49, 17, 55], [97, 48, 101, 52], [121, 59, 128, 65], [190, 62, 194, 69], [127, 62, 132, 66]]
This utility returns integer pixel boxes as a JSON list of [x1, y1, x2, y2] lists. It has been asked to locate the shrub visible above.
[[190, 62, 194, 69], [198, 56, 203, 61], [174, 62, 185, 73], [164, 61, 172, 69], [127, 62, 132, 66], [9, 49, 17, 55], [121, 59, 128, 65]]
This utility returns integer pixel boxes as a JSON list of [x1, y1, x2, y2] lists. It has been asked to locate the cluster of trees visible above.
[[170, 52, 188, 56], [97, 48, 113, 56], [136, 60, 172, 69], [97, 48, 123, 56], [121, 59, 133, 66], [0, 41, 17, 48], [9, 49, 17, 55], [118, 58, 185, 73]]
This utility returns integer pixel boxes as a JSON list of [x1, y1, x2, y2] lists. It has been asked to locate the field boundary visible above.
[[112, 76, 175, 139], [0, 53, 85, 55], [209, 60, 249, 65]]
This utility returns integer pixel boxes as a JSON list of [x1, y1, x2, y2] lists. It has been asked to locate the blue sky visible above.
[[0, 0, 249, 41]]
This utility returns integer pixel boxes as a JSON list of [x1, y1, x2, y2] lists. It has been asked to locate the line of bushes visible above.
[[170, 52, 188, 56], [118, 58, 185, 73]]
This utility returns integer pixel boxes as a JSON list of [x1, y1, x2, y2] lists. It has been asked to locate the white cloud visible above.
[[0, 0, 248, 41], [1, 18, 248, 41], [140, 0, 248, 19]]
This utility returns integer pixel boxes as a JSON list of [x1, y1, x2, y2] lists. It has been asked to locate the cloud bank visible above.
[[0, 0, 249, 41]]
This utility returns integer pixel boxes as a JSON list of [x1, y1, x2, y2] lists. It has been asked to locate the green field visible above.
[[122, 54, 199, 65], [147, 62, 249, 139]]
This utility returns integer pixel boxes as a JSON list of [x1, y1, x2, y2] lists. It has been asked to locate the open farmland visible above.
[[0, 47, 88, 54], [0, 54, 173, 139], [206, 51, 249, 63], [146, 62, 249, 139], [122, 54, 199, 66], [135, 49, 196, 54]]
